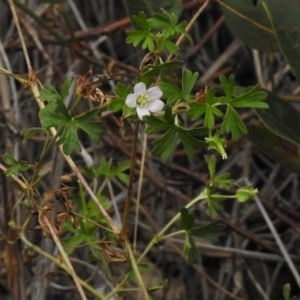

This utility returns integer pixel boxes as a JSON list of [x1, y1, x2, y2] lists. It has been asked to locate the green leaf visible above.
[[3, 153, 30, 176], [219, 74, 235, 99], [254, 92, 300, 146], [3, 153, 18, 165], [77, 121, 105, 142], [159, 39, 179, 54], [190, 221, 224, 242], [39, 108, 70, 128], [282, 283, 297, 300], [75, 108, 105, 142], [109, 83, 131, 112], [56, 120, 82, 155], [231, 84, 268, 108], [214, 172, 235, 188], [182, 233, 200, 264], [60, 78, 72, 100], [39, 84, 60, 103], [205, 155, 216, 180], [159, 69, 198, 103], [187, 102, 208, 121], [144, 115, 173, 133], [207, 195, 226, 216], [145, 105, 204, 161], [159, 77, 182, 103], [21, 127, 47, 141], [126, 12, 156, 51], [152, 127, 178, 162], [221, 105, 247, 140], [182, 69, 198, 98], [177, 127, 204, 161], [179, 208, 195, 231], [63, 233, 87, 255]]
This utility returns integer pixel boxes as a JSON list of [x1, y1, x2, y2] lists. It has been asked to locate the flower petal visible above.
[[125, 94, 137, 108], [147, 100, 164, 113], [134, 82, 146, 94], [136, 106, 150, 120], [145, 86, 163, 100]]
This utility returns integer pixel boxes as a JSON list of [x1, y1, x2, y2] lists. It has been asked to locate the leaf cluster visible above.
[[178, 207, 224, 264], [126, 11, 191, 54], [38, 79, 105, 155]]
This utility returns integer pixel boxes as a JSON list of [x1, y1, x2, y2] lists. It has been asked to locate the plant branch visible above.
[[42, 216, 88, 300], [120, 122, 140, 239], [138, 189, 207, 263], [18, 219, 105, 299], [124, 238, 150, 300]]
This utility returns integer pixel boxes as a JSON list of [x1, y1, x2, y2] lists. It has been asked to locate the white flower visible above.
[[125, 82, 164, 120]]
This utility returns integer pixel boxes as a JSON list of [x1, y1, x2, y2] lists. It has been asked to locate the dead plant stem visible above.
[[19, 219, 105, 299], [42, 216, 88, 300], [133, 129, 147, 252], [120, 122, 139, 239]]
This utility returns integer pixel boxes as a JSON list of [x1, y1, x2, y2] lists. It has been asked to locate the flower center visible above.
[[136, 94, 149, 107]]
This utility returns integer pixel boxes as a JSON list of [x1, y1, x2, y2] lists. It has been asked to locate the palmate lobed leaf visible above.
[[214, 172, 235, 187], [132, 12, 151, 31], [221, 105, 247, 140], [3, 153, 30, 176], [183, 233, 200, 264], [219, 74, 235, 99], [190, 221, 224, 242], [179, 208, 195, 231], [77, 121, 105, 142], [56, 120, 82, 155], [39, 110, 70, 128], [152, 127, 177, 162], [207, 195, 226, 216], [21, 127, 47, 141], [230, 84, 268, 108], [145, 106, 204, 161], [177, 127, 204, 161], [205, 155, 216, 179], [159, 78, 182, 103], [187, 102, 207, 121], [182, 69, 199, 97], [39, 84, 60, 103]]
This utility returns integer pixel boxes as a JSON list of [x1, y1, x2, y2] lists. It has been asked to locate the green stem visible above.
[[103, 278, 128, 300], [124, 238, 150, 300], [160, 230, 186, 241], [137, 189, 207, 263]]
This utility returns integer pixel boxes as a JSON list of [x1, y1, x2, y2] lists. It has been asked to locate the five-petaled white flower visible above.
[[125, 82, 164, 120]]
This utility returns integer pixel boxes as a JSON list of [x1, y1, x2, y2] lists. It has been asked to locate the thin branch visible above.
[[42, 216, 87, 300]]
